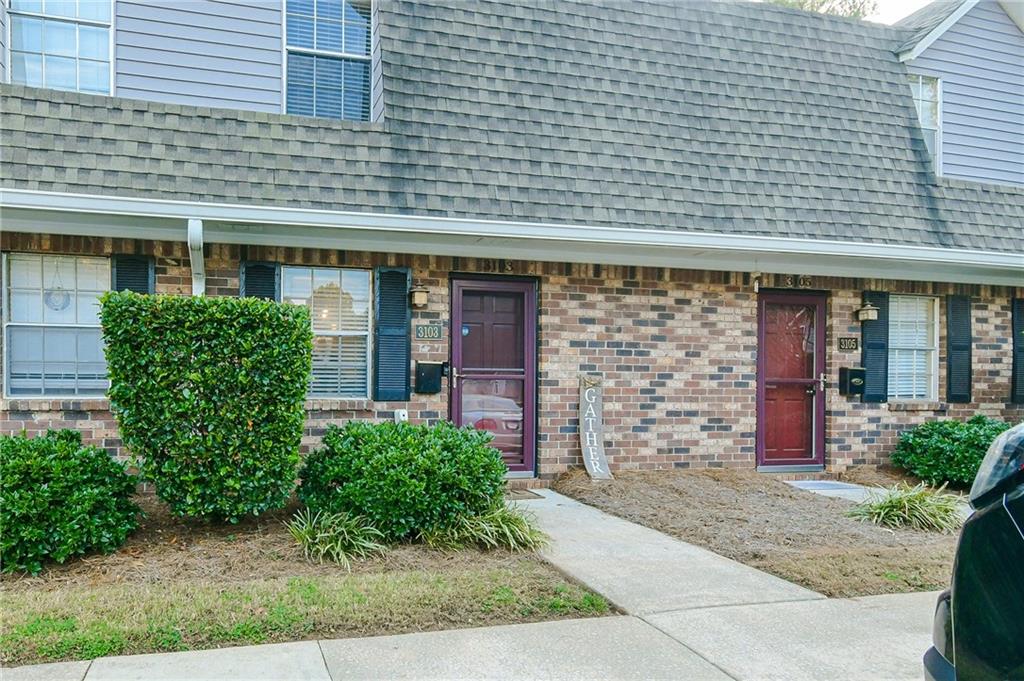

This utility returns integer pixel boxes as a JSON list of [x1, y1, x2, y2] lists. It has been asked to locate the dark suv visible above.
[[924, 423, 1024, 681]]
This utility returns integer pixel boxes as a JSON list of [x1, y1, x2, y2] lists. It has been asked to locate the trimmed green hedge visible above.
[[890, 415, 1012, 486], [0, 430, 140, 575], [298, 421, 507, 540], [101, 292, 312, 521]]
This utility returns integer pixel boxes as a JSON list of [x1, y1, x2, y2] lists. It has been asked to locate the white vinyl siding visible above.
[[284, 0, 371, 121], [888, 295, 938, 401], [3, 253, 110, 396], [908, 74, 941, 168], [8, 0, 111, 95], [281, 265, 371, 397]]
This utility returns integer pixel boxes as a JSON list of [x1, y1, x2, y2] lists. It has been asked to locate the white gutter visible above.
[[2, 187, 1020, 272], [187, 218, 205, 296]]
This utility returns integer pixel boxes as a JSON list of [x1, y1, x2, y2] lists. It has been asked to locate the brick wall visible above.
[[2, 232, 1021, 477]]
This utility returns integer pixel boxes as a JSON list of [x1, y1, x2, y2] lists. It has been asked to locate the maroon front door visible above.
[[451, 277, 537, 474], [757, 291, 827, 467]]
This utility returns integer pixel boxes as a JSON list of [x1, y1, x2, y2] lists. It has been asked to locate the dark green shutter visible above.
[[373, 266, 411, 401], [112, 255, 154, 293], [1012, 298, 1024, 404], [861, 291, 889, 403], [946, 295, 972, 403], [240, 261, 280, 300]]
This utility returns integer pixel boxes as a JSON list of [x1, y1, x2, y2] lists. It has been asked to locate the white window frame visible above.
[[4, 0, 116, 96], [887, 294, 940, 402], [907, 73, 942, 175], [2, 252, 111, 398], [280, 264, 373, 399], [281, 0, 372, 121]]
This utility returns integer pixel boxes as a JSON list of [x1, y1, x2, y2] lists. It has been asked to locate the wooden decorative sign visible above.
[[414, 324, 443, 340], [579, 373, 613, 480]]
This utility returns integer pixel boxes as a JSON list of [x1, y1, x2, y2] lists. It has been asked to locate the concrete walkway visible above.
[[521, 489, 822, 614], [4, 490, 938, 681]]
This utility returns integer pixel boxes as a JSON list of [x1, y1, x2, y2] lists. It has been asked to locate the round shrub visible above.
[[891, 415, 1012, 486], [0, 430, 140, 575], [298, 421, 507, 540], [101, 292, 313, 522]]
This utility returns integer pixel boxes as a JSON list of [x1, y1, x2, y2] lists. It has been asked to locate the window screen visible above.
[[4, 253, 110, 396], [887, 295, 937, 401], [9, 0, 112, 95], [281, 266, 371, 397], [285, 0, 371, 121]]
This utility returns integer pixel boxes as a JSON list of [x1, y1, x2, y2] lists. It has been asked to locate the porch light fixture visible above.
[[410, 284, 429, 308], [855, 301, 879, 322]]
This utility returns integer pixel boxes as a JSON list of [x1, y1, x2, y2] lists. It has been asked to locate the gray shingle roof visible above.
[[1, 0, 1022, 255], [893, 0, 969, 53]]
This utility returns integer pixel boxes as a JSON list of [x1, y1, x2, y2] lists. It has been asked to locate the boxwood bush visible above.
[[1, 430, 140, 574], [101, 292, 312, 522], [298, 421, 507, 540], [890, 415, 1012, 486]]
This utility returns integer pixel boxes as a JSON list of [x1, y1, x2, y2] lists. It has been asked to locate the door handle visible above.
[[451, 367, 462, 381], [819, 372, 827, 392]]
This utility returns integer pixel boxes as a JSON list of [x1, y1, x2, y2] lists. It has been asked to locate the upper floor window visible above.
[[285, 0, 371, 121], [281, 265, 372, 397], [8, 0, 112, 95], [3, 253, 110, 396], [887, 295, 938, 401], [907, 74, 940, 168]]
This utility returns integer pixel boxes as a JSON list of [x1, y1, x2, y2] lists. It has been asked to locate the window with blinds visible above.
[[887, 295, 938, 401], [3, 253, 110, 396], [282, 266, 371, 397], [285, 0, 372, 121]]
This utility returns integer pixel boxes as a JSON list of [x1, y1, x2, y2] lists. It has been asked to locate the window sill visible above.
[[888, 401, 947, 412], [1, 397, 111, 411], [305, 398, 374, 412]]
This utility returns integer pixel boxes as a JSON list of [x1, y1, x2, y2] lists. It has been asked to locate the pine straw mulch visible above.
[[1, 495, 610, 667], [553, 468, 957, 598]]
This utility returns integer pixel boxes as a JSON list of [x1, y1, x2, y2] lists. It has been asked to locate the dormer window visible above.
[[907, 74, 941, 170], [8, 0, 112, 95], [285, 0, 372, 121]]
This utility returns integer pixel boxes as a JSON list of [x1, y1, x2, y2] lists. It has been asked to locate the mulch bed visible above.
[[0, 495, 548, 590], [553, 468, 957, 598]]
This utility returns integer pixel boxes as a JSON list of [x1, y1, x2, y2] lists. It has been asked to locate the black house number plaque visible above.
[[415, 324, 443, 340], [838, 337, 859, 352]]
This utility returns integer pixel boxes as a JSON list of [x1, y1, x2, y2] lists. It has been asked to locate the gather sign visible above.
[[578, 373, 613, 480]]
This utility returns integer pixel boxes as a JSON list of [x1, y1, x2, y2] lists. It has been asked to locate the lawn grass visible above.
[[1, 562, 608, 666]]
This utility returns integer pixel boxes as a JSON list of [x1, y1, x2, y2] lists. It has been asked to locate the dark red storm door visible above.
[[451, 277, 537, 474], [757, 291, 827, 468]]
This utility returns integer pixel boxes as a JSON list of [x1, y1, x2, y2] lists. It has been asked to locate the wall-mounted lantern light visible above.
[[410, 284, 429, 308], [855, 301, 879, 322]]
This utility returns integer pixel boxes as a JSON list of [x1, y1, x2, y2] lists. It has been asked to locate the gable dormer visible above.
[[896, 0, 1024, 185]]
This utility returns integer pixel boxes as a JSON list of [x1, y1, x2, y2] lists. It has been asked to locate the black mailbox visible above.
[[839, 367, 866, 396], [415, 361, 444, 394]]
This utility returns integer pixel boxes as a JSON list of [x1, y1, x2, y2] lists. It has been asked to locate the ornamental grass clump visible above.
[[847, 482, 964, 533], [420, 504, 549, 552], [285, 509, 388, 570], [100, 292, 313, 522], [0, 430, 140, 574]]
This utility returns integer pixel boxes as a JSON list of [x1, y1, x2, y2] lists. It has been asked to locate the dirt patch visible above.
[[553, 468, 956, 597]]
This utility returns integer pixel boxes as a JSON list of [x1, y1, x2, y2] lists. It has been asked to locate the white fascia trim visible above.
[[898, 0, 979, 62], [1, 187, 1022, 273]]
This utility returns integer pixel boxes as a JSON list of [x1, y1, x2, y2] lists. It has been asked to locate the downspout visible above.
[[187, 218, 206, 296]]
